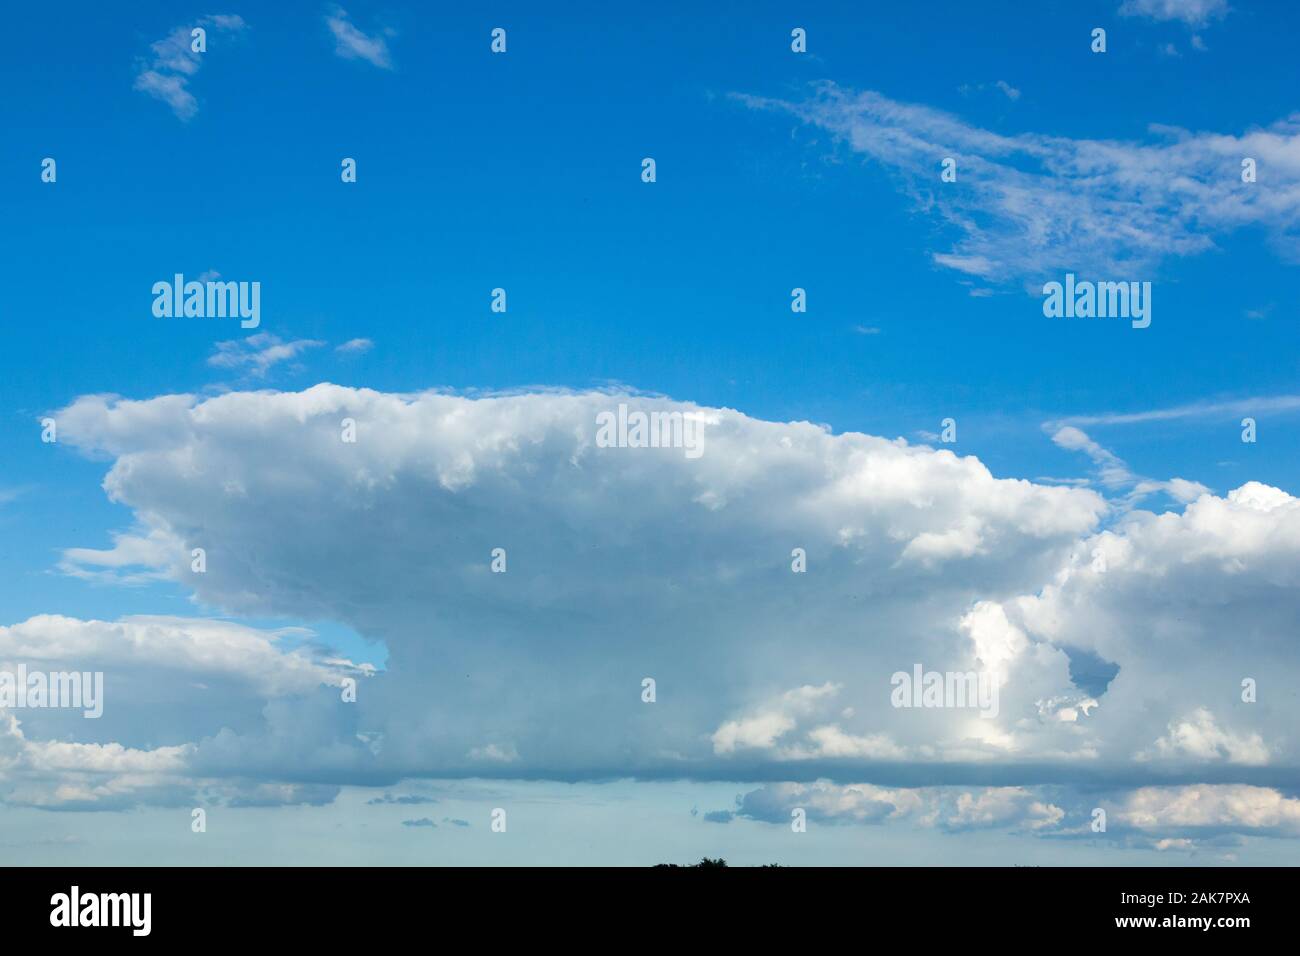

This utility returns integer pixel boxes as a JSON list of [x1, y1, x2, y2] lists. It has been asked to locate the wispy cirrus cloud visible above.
[[1119, 0, 1230, 27], [738, 82, 1300, 286], [958, 80, 1020, 101], [1050, 424, 1209, 506], [0, 487, 28, 506], [133, 15, 247, 120], [1050, 393, 1300, 428], [335, 337, 374, 356], [208, 333, 324, 377], [325, 7, 394, 70]]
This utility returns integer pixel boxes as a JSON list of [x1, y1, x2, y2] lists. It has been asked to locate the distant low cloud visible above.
[[1119, 785, 1300, 834], [326, 7, 394, 70], [133, 15, 247, 120], [367, 793, 437, 805], [0, 614, 364, 810], [735, 780, 1300, 845], [401, 818, 437, 828]]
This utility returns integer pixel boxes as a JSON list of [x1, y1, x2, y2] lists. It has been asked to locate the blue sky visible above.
[[2, 0, 1300, 865]]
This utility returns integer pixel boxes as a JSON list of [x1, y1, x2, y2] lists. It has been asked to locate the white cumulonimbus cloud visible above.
[[5, 384, 1295, 823]]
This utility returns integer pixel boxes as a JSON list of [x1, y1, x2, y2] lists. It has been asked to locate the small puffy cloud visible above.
[[789, 724, 907, 761], [401, 817, 437, 828], [738, 781, 926, 825], [946, 788, 1064, 831], [468, 743, 518, 763], [208, 334, 324, 377], [58, 527, 180, 585], [133, 15, 247, 120], [335, 338, 374, 356], [958, 81, 1021, 102], [711, 683, 839, 754], [326, 7, 394, 69], [1138, 708, 1269, 766], [1119, 0, 1229, 27], [710, 681, 906, 762]]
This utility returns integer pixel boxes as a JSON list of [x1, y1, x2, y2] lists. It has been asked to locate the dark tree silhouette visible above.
[[653, 857, 782, 867]]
